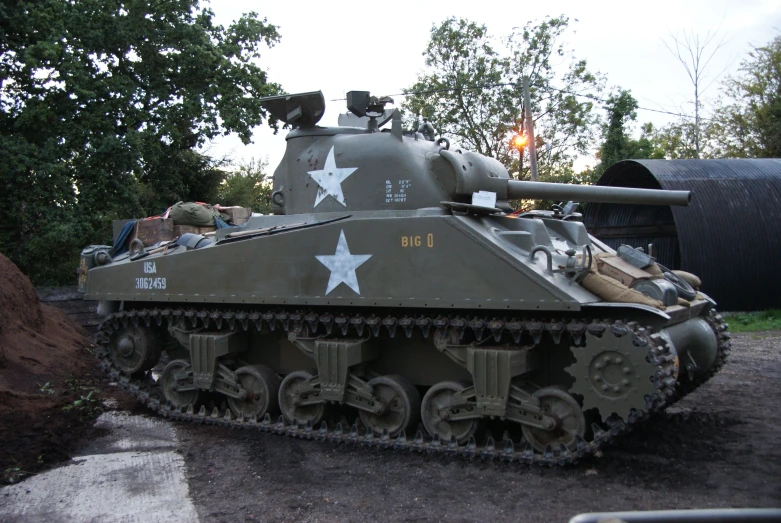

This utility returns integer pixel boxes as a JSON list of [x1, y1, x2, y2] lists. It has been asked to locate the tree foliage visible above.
[[640, 119, 704, 159], [709, 35, 781, 158], [216, 158, 273, 215], [403, 16, 603, 180], [0, 0, 281, 284], [593, 90, 664, 178], [595, 89, 639, 175]]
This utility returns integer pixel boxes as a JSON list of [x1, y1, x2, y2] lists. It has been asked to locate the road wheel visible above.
[[110, 326, 162, 375], [159, 359, 199, 408], [278, 370, 325, 426], [521, 387, 585, 453], [359, 375, 420, 437], [421, 381, 479, 445], [227, 365, 280, 419]]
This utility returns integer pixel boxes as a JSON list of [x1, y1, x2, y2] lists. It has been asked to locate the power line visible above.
[[332, 82, 708, 122], [329, 83, 515, 102], [542, 85, 713, 122], [329, 84, 515, 103]]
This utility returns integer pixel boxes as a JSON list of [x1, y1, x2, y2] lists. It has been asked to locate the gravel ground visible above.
[[174, 332, 781, 523]]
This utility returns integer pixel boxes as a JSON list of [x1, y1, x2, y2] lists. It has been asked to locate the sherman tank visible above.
[[80, 91, 729, 465]]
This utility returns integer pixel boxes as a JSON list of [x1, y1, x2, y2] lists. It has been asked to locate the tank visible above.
[[82, 91, 729, 465]]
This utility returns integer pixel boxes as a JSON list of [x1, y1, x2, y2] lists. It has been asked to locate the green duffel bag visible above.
[[169, 202, 225, 227]]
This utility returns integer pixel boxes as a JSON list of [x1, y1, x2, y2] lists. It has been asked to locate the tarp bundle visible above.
[[581, 268, 665, 309], [113, 220, 137, 255], [169, 202, 230, 227], [580, 251, 704, 310], [580, 252, 665, 309], [111, 202, 243, 256]]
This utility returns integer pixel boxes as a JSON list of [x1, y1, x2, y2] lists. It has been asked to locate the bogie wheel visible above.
[[521, 387, 585, 453], [159, 359, 200, 409], [359, 375, 421, 437], [109, 326, 162, 375], [278, 370, 325, 426], [421, 381, 480, 445], [227, 365, 281, 419]]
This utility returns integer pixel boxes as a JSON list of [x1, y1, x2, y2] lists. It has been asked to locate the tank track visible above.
[[93, 307, 694, 467]]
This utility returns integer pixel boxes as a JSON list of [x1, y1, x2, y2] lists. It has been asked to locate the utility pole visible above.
[[522, 76, 539, 181], [518, 131, 524, 177]]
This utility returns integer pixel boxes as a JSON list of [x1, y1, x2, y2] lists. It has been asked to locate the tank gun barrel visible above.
[[505, 180, 691, 206]]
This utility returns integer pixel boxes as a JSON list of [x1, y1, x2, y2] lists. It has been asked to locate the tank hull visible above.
[[86, 211, 600, 310]]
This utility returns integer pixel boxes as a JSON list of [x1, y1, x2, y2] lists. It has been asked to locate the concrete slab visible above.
[[0, 412, 199, 522]]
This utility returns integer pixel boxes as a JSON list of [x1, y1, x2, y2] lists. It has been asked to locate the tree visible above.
[[595, 90, 639, 176], [0, 0, 281, 284], [642, 120, 702, 159], [593, 90, 664, 178], [216, 158, 273, 214], [403, 16, 603, 181], [710, 35, 781, 158], [663, 29, 729, 157]]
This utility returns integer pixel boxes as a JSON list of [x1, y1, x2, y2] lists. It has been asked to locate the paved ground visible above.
[[1, 332, 780, 522], [0, 413, 198, 522]]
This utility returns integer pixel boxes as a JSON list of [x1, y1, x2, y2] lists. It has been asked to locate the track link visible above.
[[93, 307, 717, 467]]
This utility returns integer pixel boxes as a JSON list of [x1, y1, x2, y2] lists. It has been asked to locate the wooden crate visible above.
[[133, 218, 175, 246], [220, 206, 252, 225], [597, 255, 651, 287], [174, 225, 216, 236]]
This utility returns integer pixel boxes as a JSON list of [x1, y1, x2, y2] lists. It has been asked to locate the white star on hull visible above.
[[315, 230, 372, 295], [308, 146, 358, 207]]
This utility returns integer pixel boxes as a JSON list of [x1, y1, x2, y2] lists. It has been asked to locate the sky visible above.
[[204, 0, 781, 171]]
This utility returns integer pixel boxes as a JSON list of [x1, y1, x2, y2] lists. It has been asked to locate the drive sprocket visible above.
[[565, 322, 678, 423]]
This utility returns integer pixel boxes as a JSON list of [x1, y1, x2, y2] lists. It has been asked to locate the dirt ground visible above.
[[0, 252, 101, 484], [174, 331, 781, 522]]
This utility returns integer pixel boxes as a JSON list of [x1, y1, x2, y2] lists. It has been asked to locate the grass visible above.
[[37, 382, 55, 395], [62, 378, 103, 421], [2, 459, 26, 484], [725, 309, 781, 332]]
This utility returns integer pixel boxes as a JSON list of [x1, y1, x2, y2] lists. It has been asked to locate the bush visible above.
[[216, 158, 273, 214]]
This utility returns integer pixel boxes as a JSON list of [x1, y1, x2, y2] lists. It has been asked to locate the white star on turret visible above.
[[315, 230, 372, 295], [308, 146, 357, 207]]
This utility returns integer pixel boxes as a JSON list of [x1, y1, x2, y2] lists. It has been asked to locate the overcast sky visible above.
[[205, 0, 780, 171]]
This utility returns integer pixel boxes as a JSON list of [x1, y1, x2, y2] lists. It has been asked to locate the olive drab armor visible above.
[[81, 91, 727, 465]]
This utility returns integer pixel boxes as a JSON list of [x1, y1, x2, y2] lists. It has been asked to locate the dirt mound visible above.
[[0, 252, 44, 338], [0, 251, 100, 483]]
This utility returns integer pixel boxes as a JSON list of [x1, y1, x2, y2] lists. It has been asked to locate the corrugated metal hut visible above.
[[583, 159, 781, 311]]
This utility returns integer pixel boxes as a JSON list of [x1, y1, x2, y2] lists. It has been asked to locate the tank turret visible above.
[[261, 91, 690, 215]]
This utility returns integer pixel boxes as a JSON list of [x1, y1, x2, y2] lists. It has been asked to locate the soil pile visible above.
[[0, 251, 99, 484]]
